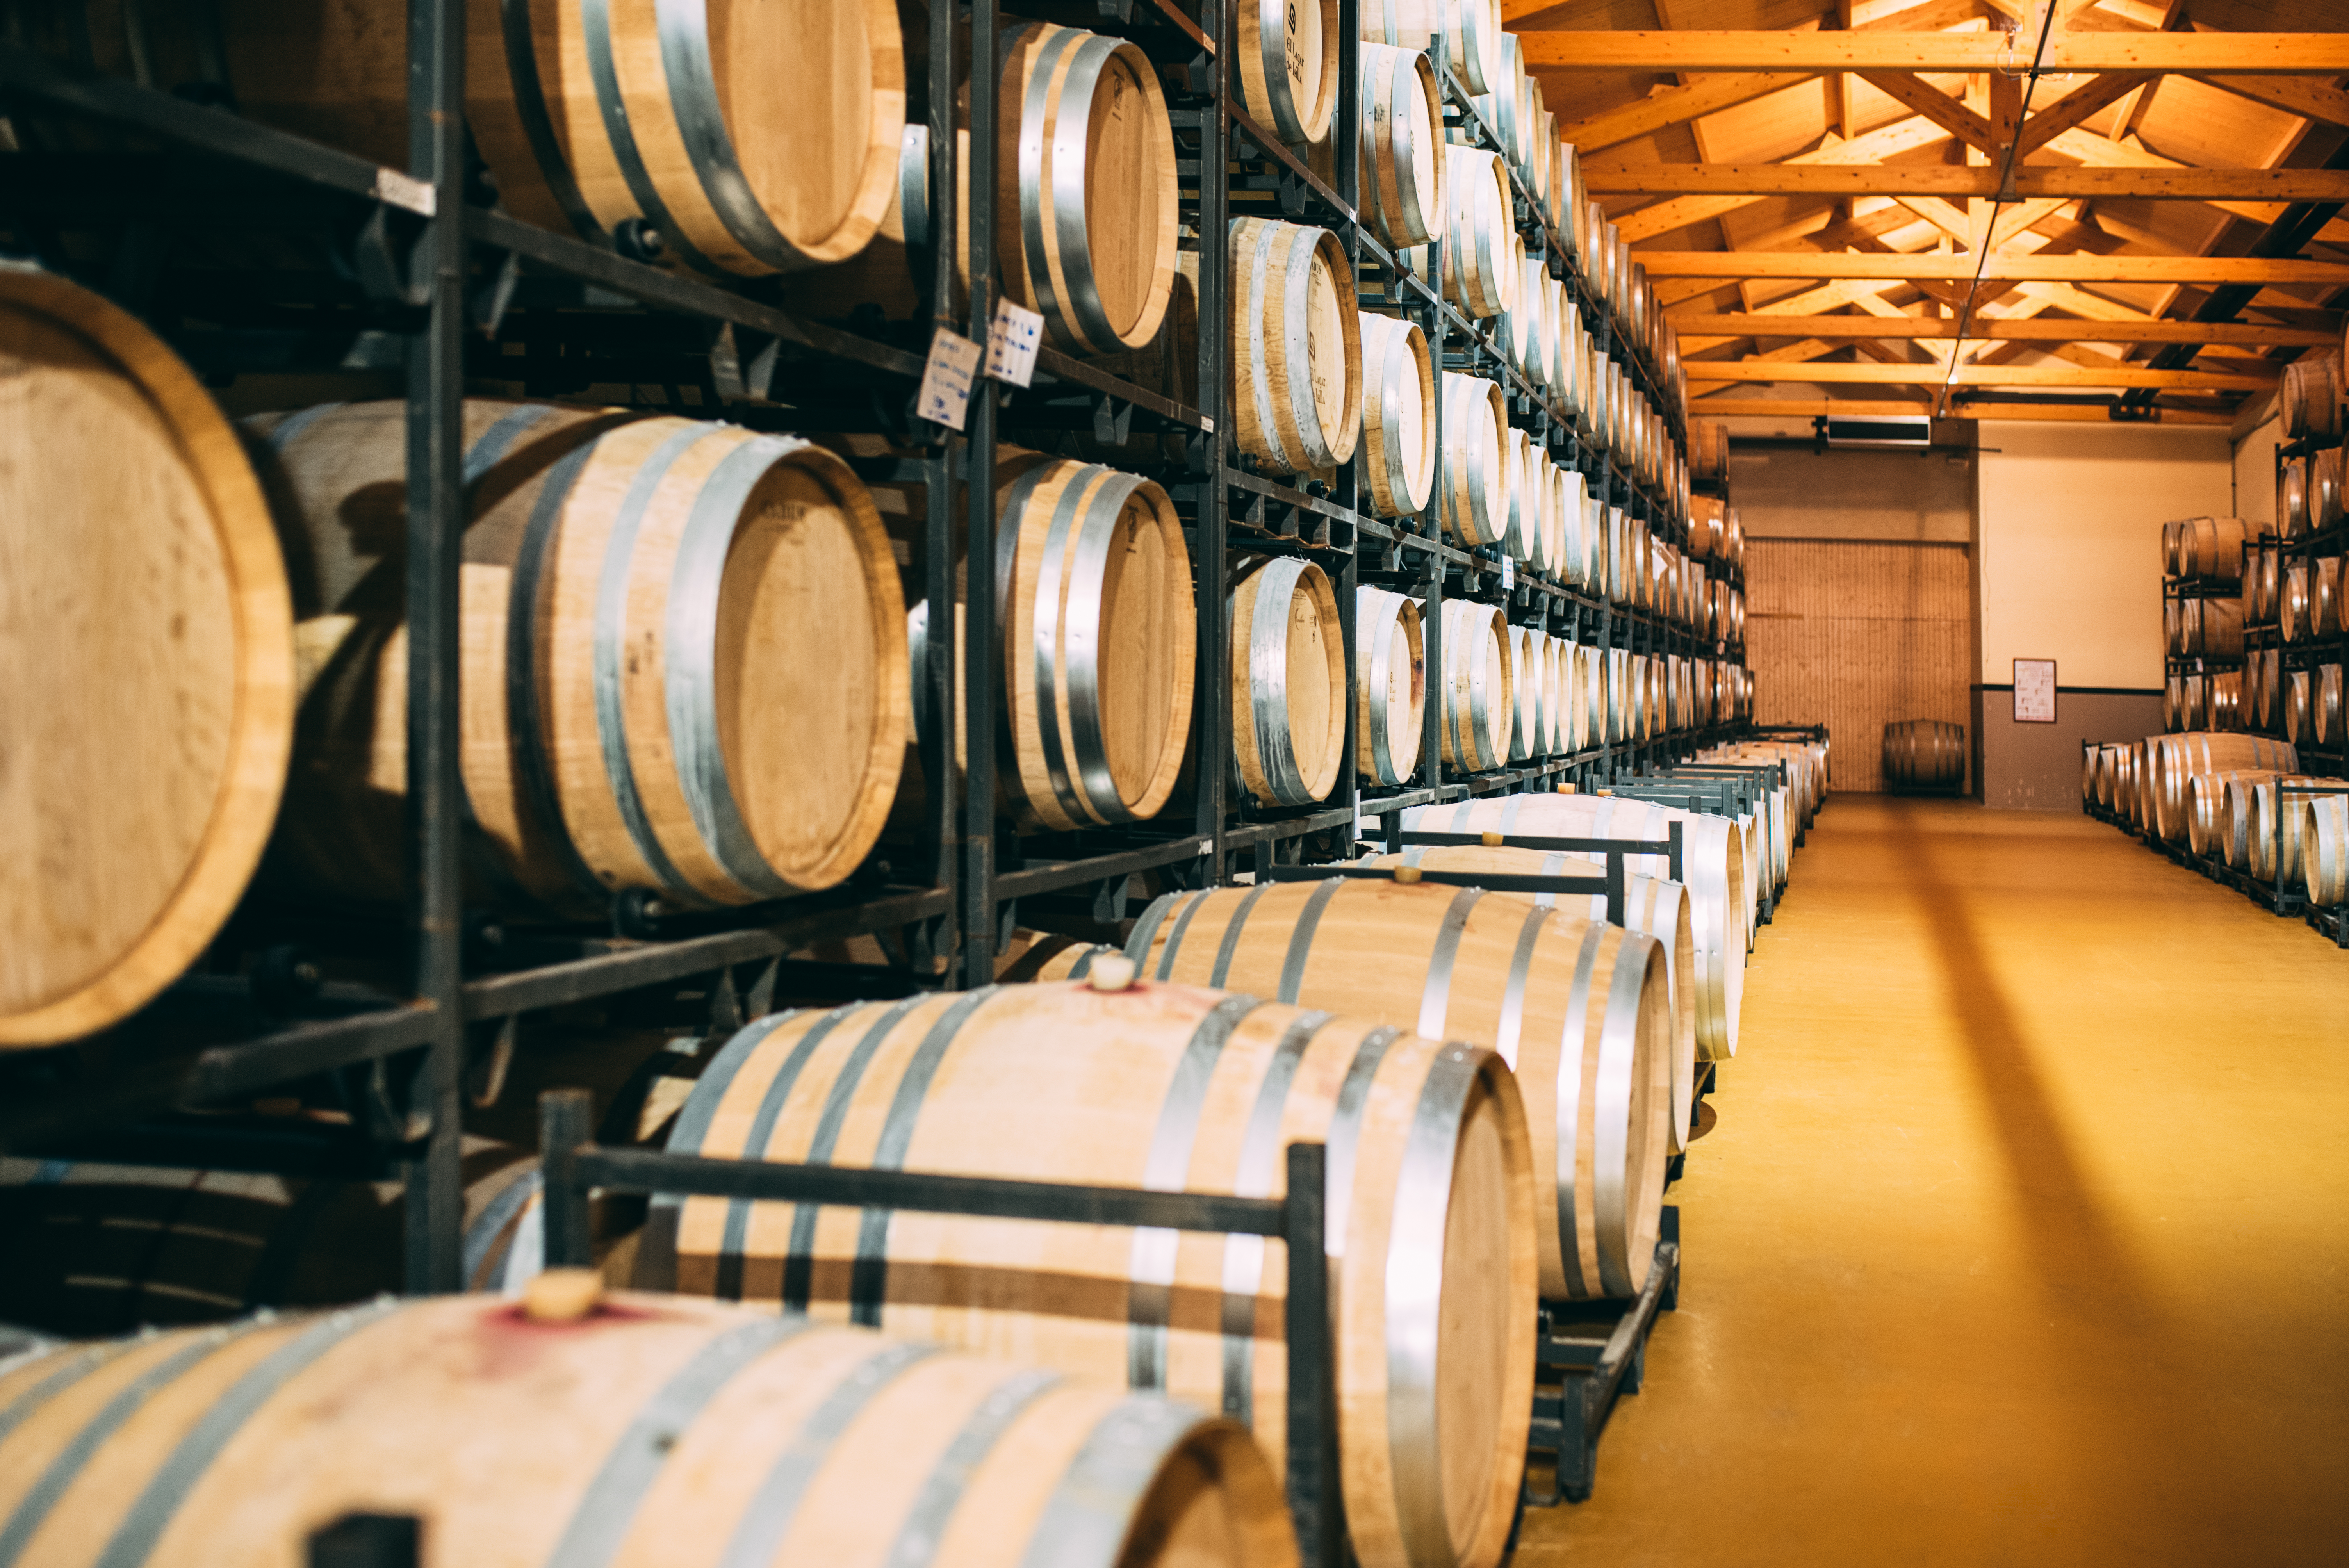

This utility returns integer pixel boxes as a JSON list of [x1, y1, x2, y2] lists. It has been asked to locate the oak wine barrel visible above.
[[1358, 845, 1699, 1156], [1356, 587, 1427, 785], [1437, 372, 1510, 549], [2146, 732, 2301, 844], [1236, 0, 1339, 146], [1370, 0, 1493, 97], [0, 267, 293, 1048], [1359, 311, 1437, 518], [2304, 794, 2349, 906], [1508, 624, 1544, 761], [1414, 146, 1515, 320], [2279, 456, 2311, 538], [878, 446, 1197, 833], [1357, 43, 1444, 251], [2315, 448, 2348, 532], [1883, 721, 1966, 791], [1405, 795, 1748, 1060], [1229, 555, 1346, 808], [1440, 599, 1516, 772], [1230, 218, 1363, 474], [0, 1293, 1289, 1568], [198, 0, 906, 278], [251, 401, 906, 915], [2281, 355, 2344, 439], [640, 980, 1537, 1568], [1116, 880, 1669, 1302]]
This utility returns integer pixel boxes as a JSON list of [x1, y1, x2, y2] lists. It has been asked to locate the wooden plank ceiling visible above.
[[1515, 0, 2349, 426]]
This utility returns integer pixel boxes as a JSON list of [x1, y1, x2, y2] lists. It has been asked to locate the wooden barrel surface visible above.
[[2304, 794, 2349, 906], [885, 448, 1196, 833], [1, 268, 292, 1048], [640, 980, 1537, 1568], [0, 1292, 1289, 1568], [1359, 311, 1437, 518], [2147, 732, 2301, 844], [1356, 587, 1427, 785], [2279, 457, 2311, 537], [192, 0, 906, 277], [1358, 43, 1444, 251], [1361, 845, 1698, 1156], [996, 22, 1180, 355], [1406, 795, 1748, 1060], [2282, 355, 2344, 439], [1117, 881, 1668, 1304], [1230, 219, 1362, 474], [1883, 720, 1966, 789], [1439, 600, 1515, 772], [2242, 776, 2324, 882], [1229, 556, 1346, 808], [2313, 447, 2348, 531], [1237, 0, 1338, 145], [1424, 146, 1515, 321], [1437, 372, 1509, 549], [250, 401, 906, 914]]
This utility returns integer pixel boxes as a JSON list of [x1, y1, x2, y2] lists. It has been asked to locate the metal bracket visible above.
[[470, 246, 522, 337], [710, 321, 781, 403], [349, 204, 430, 308]]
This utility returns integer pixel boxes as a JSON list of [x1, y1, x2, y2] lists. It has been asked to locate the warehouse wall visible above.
[[1971, 420, 2231, 808], [1735, 445, 1974, 792], [2235, 409, 2281, 526]]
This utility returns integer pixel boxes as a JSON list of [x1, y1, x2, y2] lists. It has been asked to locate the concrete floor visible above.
[[1518, 795, 2349, 1566]]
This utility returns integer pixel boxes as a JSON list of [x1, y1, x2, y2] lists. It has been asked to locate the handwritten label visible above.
[[373, 167, 437, 217], [1501, 555, 1516, 590], [984, 298, 1044, 388], [916, 327, 983, 431]]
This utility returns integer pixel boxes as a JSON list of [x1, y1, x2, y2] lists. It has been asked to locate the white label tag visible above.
[[1501, 555, 1516, 590], [984, 298, 1044, 387], [373, 167, 437, 217], [916, 327, 983, 431]]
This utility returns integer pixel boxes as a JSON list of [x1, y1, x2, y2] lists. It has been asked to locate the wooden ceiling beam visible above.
[[1584, 166, 2349, 199], [1638, 252, 2349, 283], [1611, 118, 1953, 242], [1857, 71, 2001, 154], [2187, 75, 2349, 131], [1682, 395, 2235, 424], [1685, 360, 2273, 388], [1516, 32, 2349, 75], [2015, 73, 2153, 156], [1667, 314, 2336, 345]]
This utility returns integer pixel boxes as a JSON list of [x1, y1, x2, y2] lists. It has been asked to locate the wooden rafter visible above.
[[1859, 71, 2000, 155], [1638, 252, 2349, 283], [1583, 166, 2349, 199], [1683, 361, 2275, 388], [1665, 314, 2337, 345], [1516, 32, 2349, 75], [1682, 395, 2235, 423]]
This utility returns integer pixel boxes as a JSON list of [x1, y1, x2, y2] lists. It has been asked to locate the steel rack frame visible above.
[[537, 1090, 1347, 1568], [0, 0, 1754, 1294], [1523, 1207, 1682, 1507], [1261, 827, 1686, 927]]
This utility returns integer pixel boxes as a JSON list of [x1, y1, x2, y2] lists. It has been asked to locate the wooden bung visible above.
[[0, 267, 293, 1049], [248, 401, 907, 916], [639, 980, 1538, 1568], [0, 1294, 1292, 1568]]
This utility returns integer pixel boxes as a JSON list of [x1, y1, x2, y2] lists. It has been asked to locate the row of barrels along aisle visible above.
[[0, 2, 1820, 1565], [2082, 355, 2349, 943]]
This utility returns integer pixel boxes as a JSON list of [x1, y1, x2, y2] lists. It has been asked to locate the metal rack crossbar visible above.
[[1258, 826, 1683, 926], [1524, 1208, 1682, 1507], [536, 1092, 1345, 1568]]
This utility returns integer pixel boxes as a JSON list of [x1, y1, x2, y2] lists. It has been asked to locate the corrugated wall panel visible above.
[[1747, 540, 1973, 793]]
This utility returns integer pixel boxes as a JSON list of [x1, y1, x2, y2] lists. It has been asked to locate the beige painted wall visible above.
[[1728, 445, 1973, 543], [1973, 420, 2233, 690], [2234, 411, 2281, 526]]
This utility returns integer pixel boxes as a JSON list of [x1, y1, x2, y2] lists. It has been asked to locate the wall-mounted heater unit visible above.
[[1813, 413, 1932, 449]]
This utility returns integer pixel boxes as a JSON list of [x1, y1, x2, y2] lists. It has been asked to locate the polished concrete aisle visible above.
[[1518, 796, 2349, 1566]]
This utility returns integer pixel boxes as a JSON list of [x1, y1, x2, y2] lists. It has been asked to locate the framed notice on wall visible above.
[[2014, 659, 2058, 723]]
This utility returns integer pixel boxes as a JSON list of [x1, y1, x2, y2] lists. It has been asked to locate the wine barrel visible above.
[[2305, 794, 2349, 906], [0, 1292, 1289, 1568], [1440, 600, 1516, 772], [1372, 0, 1493, 97], [1360, 312, 1437, 517], [1501, 426, 1537, 566], [1229, 556, 1346, 808], [2315, 448, 2349, 531], [1236, 0, 1338, 145], [2323, 665, 2345, 749], [1119, 881, 1668, 1303], [2284, 562, 2312, 642], [2280, 456, 2311, 538], [2320, 556, 2346, 638], [1230, 219, 1363, 474], [1433, 146, 1516, 320], [1358, 42, 1445, 251], [200, 0, 905, 278], [2282, 355, 2344, 439], [2240, 775, 2324, 882], [641, 980, 1536, 1568], [1883, 721, 1965, 790], [1438, 372, 1510, 549], [1406, 794, 1748, 1059], [0, 268, 292, 1048], [1507, 625, 1543, 762], [1358, 846, 1698, 1156], [1357, 588, 1427, 785], [250, 402, 905, 914], [2146, 732, 2301, 844], [879, 447, 1197, 832]]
